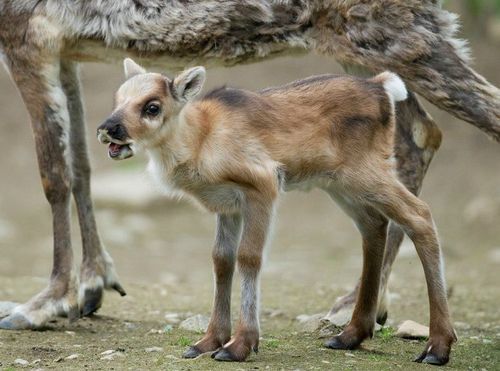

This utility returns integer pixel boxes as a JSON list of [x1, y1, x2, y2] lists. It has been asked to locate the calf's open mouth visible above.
[[108, 142, 133, 160]]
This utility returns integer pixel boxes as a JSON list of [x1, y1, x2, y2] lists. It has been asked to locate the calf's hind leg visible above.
[[326, 91, 442, 325], [0, 56, 78, 329], [60, 60, 126, 317], [367, 178, 456, 365]]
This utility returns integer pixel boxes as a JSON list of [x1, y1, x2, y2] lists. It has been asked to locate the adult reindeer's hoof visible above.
[[79, 251, 126, 316], [0, 312, 33, 330], [0, 282, 79, 330], [376, 310, 388, 326]]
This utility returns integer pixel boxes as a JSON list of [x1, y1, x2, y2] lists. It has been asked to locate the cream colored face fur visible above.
[[97, 58, 205, 159]]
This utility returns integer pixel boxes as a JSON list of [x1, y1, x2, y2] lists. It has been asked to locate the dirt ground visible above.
[[0, 26, 499, 371]]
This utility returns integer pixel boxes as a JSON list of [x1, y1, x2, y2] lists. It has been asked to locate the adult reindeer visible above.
[[0, 0, 498, 365]]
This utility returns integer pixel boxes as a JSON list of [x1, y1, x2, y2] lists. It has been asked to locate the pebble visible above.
[[163, 324, 174, 333], [179, 314, 210, 333], [14, 358, 29, 366], [65, 331, 75, 336], [295, 313, 323, 332], [323, 308, 352, 327], [145, 346, 163, 353], [65, 354, 79, 360], [100, 351, 125, 361], [396, 320, 429, 339], [100, 349, 116, 355], [164, 312, 181, 324]]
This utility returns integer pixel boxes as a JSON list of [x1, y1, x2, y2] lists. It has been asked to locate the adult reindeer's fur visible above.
[[0, 0, 498, 364]]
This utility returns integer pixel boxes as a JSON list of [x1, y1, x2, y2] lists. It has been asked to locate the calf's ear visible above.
[[123, 58, 146, 79], [172, 66, 206, 103]]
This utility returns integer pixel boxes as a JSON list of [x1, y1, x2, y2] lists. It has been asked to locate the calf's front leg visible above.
[[212, 194, 275, 362], [183, 213, 242, 358]]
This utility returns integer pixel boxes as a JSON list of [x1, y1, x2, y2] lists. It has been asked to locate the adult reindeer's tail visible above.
[[313, 1, 500, 142]]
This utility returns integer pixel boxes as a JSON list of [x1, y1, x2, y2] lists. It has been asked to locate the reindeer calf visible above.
[[97, 59, 456, 364]]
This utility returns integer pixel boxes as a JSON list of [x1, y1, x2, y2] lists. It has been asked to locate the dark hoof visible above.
[[325, 335, 359, 350], [82, 287, 103, 317], [67, 305, 80, 323], [376, 311, 388, 326], [0, 313, 32, 330], [414, 350, 449, 366], [183, 346, 203, 359], [111, 282, 127, 297], [212, 348, 240, 362]]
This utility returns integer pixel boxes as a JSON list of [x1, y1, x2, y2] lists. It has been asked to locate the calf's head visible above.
[[97, 58, 206, 160]]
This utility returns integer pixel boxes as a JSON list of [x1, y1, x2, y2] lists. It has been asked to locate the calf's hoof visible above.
[[182, 346, 205, 359], [414, 339, 454, 366], [212, 348, 240, 362]]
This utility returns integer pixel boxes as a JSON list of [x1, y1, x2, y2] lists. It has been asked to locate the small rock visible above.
[[14, 358, 29, 366], [100, 350, 115, 356], [65, 330, 75, 336], [145, 346, 163, 353], [124, 322, 138, 330], [163, 324, 174, 333], [100, 351, 125, 361], [0, 301, 18, 318], [65, 354, 79, 360], [323, 307, 352, 328], [345, 352, 356, 357], [296, 313, 324, 332], [164, 312, 181, 324], [31, 359, 41, 365], [396, 320, 429, 339], [179, 314, 210, 333]]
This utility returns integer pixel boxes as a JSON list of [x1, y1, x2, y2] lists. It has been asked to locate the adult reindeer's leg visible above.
[[60, 61, 125, 317], [326, 91, 442, 324], [184, 213, 242, 359], [0, 56, 79, 329], [213, 194, 275, 362]]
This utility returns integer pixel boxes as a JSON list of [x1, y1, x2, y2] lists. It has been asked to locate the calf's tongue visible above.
[[109, 143, 122, 156]]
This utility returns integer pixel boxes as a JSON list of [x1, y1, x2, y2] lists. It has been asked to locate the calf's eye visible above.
[[144, 102, 161, 116]]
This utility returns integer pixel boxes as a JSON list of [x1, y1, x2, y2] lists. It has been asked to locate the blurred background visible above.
[[0, 0, 498, 345]]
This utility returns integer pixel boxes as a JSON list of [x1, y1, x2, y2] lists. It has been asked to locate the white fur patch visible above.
[[380, 72, 408, 103]]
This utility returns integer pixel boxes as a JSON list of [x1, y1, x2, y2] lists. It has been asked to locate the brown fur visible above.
[[96, 62, 455, 363]]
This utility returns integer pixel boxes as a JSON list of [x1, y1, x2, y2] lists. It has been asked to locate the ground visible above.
[[0, 35, 499, 371]]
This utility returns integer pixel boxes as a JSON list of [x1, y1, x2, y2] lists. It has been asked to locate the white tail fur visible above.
[[379, 71, 408, 103]]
